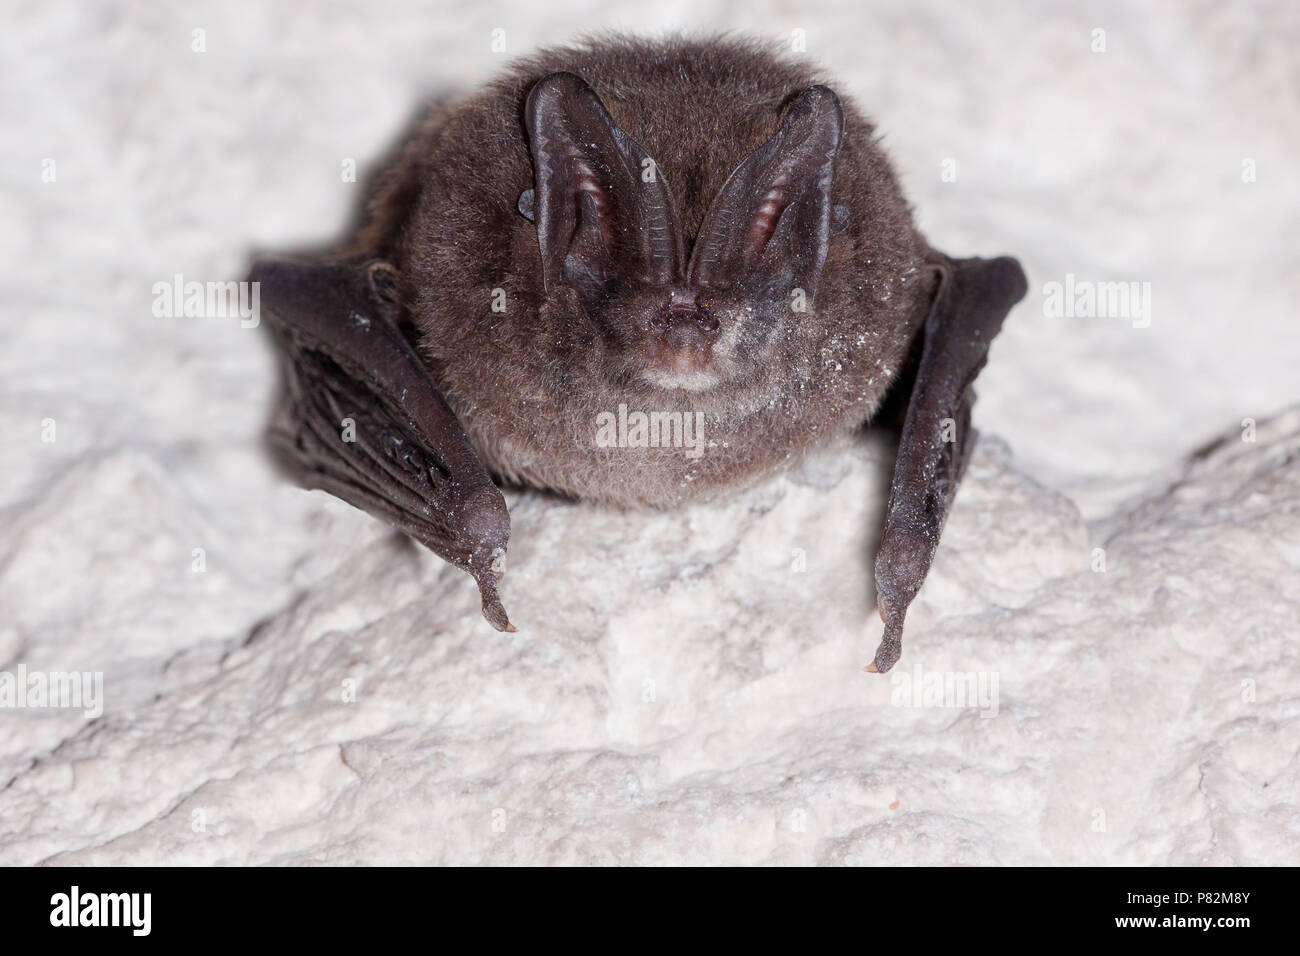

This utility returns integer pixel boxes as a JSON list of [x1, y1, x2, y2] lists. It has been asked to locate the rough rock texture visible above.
[[2, 413, 1298, 865], [1, 1, 1296, 864]]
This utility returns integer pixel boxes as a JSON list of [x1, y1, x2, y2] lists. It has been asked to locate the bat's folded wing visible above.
[[870, 254, 1028, 672], [251, 257, 514, 631]]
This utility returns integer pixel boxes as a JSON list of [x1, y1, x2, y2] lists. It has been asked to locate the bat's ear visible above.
[[688, 86, 843, 298], [524, 71, 685, 296]]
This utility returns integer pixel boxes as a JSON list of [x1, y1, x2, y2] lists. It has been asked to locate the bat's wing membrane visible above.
[[252, 257, 514, 631], [870, 254, 1028, 671]]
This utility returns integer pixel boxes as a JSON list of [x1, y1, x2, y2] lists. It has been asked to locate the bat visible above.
[[251, 35, 1028, 672]]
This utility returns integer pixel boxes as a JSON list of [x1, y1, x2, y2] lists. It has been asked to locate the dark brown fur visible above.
[[354, 34, 935, 507]]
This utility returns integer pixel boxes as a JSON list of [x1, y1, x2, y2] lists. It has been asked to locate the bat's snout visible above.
[[644, 300, 720, 374]]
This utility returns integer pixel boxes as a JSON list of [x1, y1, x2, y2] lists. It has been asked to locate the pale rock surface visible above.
[[0, 0, 1296, 865]]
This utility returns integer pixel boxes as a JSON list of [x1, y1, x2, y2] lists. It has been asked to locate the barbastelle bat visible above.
[[252, 35, 1027, 673]]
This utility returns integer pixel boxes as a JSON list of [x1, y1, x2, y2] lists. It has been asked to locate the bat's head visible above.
[[521, 72, 845, 394]]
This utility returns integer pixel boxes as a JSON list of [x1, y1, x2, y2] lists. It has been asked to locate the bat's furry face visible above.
[[520, 70, 843, 401], [358, 35, 933, 506]]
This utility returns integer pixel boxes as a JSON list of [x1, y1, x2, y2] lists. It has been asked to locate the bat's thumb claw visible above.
[[478, 587, 515, 633], [867, 601, 906, 674], [470, 560, 516, 633], [867, 642, 901, 674]]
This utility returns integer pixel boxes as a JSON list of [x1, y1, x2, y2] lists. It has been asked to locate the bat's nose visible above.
[[665, 308, 719, 348], [647, 305, 719, 372]]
